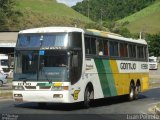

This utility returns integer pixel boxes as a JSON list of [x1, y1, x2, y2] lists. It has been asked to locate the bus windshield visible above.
[[17, 33, 68, 48], [14, 50, 69, 82]]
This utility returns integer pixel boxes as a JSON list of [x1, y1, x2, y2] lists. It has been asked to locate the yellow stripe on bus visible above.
[[53, 82, 63, 87], [109, 60, 149, 95]]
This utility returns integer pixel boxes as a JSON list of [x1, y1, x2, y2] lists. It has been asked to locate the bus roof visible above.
[[19, 27, 147, 45], [85, 29, 147, 45], [19, 27, 84, 34]]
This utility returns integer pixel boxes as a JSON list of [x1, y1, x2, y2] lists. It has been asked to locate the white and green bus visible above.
[[13, 27, 149, 108]]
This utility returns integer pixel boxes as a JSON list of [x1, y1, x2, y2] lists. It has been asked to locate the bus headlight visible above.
[[13, 86, 24, 90], [52, 86, 68, 91]]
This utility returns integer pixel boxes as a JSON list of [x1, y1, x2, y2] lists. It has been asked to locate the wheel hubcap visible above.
[[130, 88, 134, 98], [87, 91, 90, 102]]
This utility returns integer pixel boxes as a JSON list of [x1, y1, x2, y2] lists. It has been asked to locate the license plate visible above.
[[15, 98, 23, 102]]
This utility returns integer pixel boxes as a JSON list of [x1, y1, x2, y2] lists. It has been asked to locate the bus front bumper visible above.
[[13, 90, 71, 103]]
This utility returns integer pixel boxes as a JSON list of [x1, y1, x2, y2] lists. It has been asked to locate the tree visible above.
[[146, 33, 160, 56], [72, 0, 155, 21], [0, 0, 15, 15], [0, 0, 20, 31]]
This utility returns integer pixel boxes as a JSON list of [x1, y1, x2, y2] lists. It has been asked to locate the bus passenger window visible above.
[[137, 46, 144, 59], [104, 40, 108, 56], [129, 44, 136, 58], [84, 36, 96, 55], [109, 41, 119, 57], [97, 39, 104, 56], [85, 37, 91, 54], [144, 46, 148, 60], [90, 37, 96, 54], [120, 43, 128, 57]]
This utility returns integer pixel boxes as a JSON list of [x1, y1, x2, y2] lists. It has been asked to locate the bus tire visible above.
[[134, 83, 141, 100], [129, 83, 135, 101], [84, 86, 93, 108]]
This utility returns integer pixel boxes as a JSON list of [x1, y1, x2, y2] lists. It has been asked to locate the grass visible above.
[[157, 103, 160, 108], [149, 82, 160, 89], [10, 0, 92, 30], [117, 0, 160, 34], [16, 0, 90, 22], [0, 90, 12, 99]]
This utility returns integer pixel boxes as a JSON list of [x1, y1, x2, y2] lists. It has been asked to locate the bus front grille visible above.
[[39, 86, 51, 89], [25, 86, 36, 89]]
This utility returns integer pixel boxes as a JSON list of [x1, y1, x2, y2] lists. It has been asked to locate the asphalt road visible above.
[[0, 66, 160, 120], [0, 88, 160, 120], [150, 69, 160, 80]]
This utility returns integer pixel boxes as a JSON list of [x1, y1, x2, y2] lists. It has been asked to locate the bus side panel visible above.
[[82, 58, 149, 100], [94, 59, 149, 98], [94, 59, 118, 97], [84, 59, 104, 99], [141, 74, 149, 92], [109, 60, 125, 95], [69, 58, 104, 102], [113, 73, 130, 95]]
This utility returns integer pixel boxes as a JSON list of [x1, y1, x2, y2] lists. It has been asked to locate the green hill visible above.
[[118, 0, 160, 34], [10, 0, 92, 30]]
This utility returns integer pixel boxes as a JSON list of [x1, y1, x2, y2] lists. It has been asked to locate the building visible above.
[[0, 32, 18, 55], [0, 32, 18, 78]]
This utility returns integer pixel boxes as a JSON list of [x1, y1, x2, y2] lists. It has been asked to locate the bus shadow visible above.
[[91, 94, 147, 108], [15, 94, 148, 111]]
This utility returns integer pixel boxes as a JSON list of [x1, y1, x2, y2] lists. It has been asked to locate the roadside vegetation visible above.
[[118, 0, 160, 34], [0, 91, 12, 99], [0, 0, 92, 31], [73, 0, 155, 21]]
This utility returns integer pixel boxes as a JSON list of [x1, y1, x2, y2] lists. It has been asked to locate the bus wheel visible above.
[[129, 83, 135, 101], [135, 84, 141, 100], [84, 87, 93, 108]]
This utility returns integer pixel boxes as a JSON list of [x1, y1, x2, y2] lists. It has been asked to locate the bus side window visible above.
[[85, 36, 91, 54], [137, 45, 144, 59], [104, 40, 108, 56], [90, 37, 96, 54], [129, 44, 136, 58], [120, 43, 128, 57], [85, 36, 96, 55], [96, 39, 108, 56], [109, 41, 119, 57], [98, 40, 104, 55], [144, 46, 148, 60]]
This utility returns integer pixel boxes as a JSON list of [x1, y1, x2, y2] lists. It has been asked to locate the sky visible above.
[[56, 0, 83, 7]]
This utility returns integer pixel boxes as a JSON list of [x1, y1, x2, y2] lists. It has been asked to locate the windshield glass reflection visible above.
[[14, 50, 69, 82]]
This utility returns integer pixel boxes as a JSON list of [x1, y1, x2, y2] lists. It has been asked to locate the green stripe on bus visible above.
[[37, 83, 52, 87], [102, 60, 117, 96], [95, 59, 111, 97]]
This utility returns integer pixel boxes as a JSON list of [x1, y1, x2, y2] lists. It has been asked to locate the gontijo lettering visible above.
[[120, 63, 136, 70]]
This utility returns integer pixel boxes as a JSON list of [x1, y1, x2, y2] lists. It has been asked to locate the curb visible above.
[[0, 90, 12, 100], [0, 97, 13, 101]]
